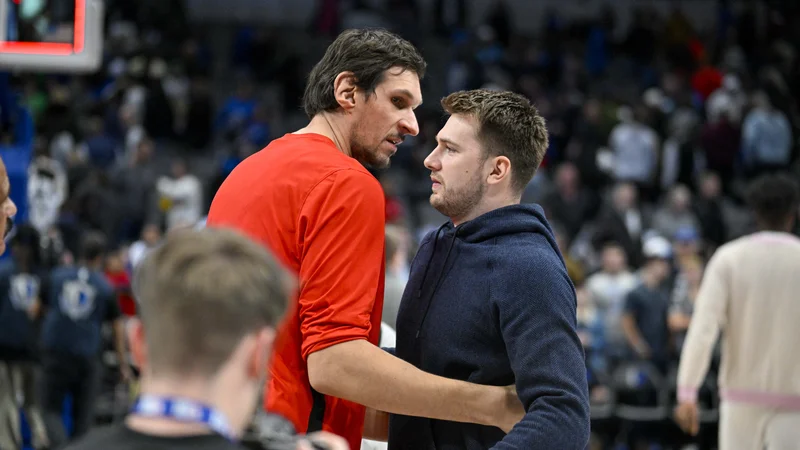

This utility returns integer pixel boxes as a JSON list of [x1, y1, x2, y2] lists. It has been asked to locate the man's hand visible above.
[[492, 385, 525, 433], [298, 431, 349, 450], [674, 401, 699, 436]]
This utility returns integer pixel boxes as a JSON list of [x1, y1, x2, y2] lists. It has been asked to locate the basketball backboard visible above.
[[0, 0, 104, 73]]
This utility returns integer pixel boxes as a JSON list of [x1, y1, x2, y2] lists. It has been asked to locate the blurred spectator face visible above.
[[555, 163, 579, 192], [700, 173, 721, 199], [142, 224, 162, 246], [669, 185, 692, 212], [0, 158, 17, 255], [674, 227, 700, 258], [424, 114, 487, 222], [583, 99, 601, 123], [350, 68, 421, 169], [649, 258, 672, 281], [684, 258, 704, 287], [106, 249, 125, 272], [612, 183, 637, 212], [119, 104, 138, 128], [601, 244, 627, 274], [137, 139, 154, 162], [171, 159, 188, 178]]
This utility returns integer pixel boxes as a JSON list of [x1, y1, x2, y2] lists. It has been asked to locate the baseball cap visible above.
[[642, 235, 672, 260], [674, 226, 699, 243]]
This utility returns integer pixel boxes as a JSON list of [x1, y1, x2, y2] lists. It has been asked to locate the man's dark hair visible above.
[[302, 28, 426, 119], [441, 89, 549, 193], [79, 231, 107, 262], [745, 172, 800, 230]]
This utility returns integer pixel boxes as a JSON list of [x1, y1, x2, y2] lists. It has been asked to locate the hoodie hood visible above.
[[455, 203, 557, 247]]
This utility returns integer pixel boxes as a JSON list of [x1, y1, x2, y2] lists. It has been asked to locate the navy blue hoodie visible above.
[[389, 204, 590, 450]]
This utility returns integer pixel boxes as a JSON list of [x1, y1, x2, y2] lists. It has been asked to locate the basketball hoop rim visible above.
[[0, 0, 86, 55]]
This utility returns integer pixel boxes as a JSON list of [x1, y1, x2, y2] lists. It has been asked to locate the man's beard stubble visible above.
[[430, 173, 485, 221]]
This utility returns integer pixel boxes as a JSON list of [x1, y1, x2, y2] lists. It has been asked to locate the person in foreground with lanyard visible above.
[[63, 228, 347, 450]]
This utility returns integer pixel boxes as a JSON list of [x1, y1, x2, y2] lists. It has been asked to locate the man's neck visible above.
[[297, 113, 352, 157], [126, 376, 251, 440], [452, 195, 520, 227]]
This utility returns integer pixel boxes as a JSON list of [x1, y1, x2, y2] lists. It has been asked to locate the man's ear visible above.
[[486, 155, 512, 187], [248, 328, 276, 380], [127, 318, 147, 371], [333, 71, 358, 112]]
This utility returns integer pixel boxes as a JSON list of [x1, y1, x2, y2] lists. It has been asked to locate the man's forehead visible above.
[[437, 114, 479, 145], [379, 70, 423, 107]]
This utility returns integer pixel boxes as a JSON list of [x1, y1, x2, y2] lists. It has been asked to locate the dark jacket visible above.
[[390, 204, 590, 450]]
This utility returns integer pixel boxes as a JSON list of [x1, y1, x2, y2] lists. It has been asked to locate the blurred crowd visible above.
[[0, 0, 799, 449]]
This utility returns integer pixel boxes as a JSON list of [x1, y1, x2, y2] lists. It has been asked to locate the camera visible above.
[[241, 412, 332, 450]]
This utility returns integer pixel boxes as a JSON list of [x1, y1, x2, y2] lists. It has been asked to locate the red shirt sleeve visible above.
[[297, 168, 385, 361]]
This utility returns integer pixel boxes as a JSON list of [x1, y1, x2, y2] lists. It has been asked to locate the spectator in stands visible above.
[[668, 254, 703, 354], [608, 104, 659, 196], [700, 109, 741, 193], [382, 224, 409, 331], [586, 242, 638, 363], [676, 174, 800, 447], [693, 172, 728, 250], [542, 161, 599, 241], [127, 223, 162, 270], [576, 284, 606, 379], [40, 232, 132, 448], [156, 158, 203, 231], [27, 153, 68, 237], [741, 91, 793, 177], [621, 235, 673, 373], [593, 182, 649, 269], [553, 224, 585, 286], [651, 184, 701, 241], [0, 225, 49, 450], [105, 247, 136, 317]]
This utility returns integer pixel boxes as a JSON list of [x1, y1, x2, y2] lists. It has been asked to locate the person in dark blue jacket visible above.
[[39, 231, 131, 448], [389, 90, 590, 449], [0, 224, 49, 450]]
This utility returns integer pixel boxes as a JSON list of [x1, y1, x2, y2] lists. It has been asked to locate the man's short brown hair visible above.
[[133, 228, 291, 377], [302, 28, 426, 119], [441, 89, 548, 193]]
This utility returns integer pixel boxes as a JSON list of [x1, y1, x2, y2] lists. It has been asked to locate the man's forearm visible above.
[[307, 339, 504, 427]]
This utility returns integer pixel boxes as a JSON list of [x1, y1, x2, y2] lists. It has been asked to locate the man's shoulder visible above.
[[231, 135, 377, 198], [64, 424, 245, 450]]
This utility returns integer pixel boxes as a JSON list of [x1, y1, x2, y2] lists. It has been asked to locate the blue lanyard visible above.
[[130, 394, 236, 442]]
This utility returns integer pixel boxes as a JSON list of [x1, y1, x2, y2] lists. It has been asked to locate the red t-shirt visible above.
[[106, 270, 135, 316], [206, 133, 385, 449]]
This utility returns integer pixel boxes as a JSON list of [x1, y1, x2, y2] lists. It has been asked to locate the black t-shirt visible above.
[[64, 424, 244, 450]]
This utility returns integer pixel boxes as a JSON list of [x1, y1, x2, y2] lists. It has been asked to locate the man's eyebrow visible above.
[[390, 89, 423, 109], [436, 136, 460, 148]]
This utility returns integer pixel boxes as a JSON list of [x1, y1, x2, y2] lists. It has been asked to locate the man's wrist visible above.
[[463, 383, 503, 427], [677, 386, 698, 404]]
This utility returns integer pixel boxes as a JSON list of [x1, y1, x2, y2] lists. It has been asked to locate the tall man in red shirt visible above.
[[207, 29, 523, 449]]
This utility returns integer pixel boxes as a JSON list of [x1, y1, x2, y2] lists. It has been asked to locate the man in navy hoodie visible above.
[[389, 90, 590, 449]]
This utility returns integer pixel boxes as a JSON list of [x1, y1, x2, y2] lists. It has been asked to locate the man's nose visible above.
[[399, 111, 419, 137]]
